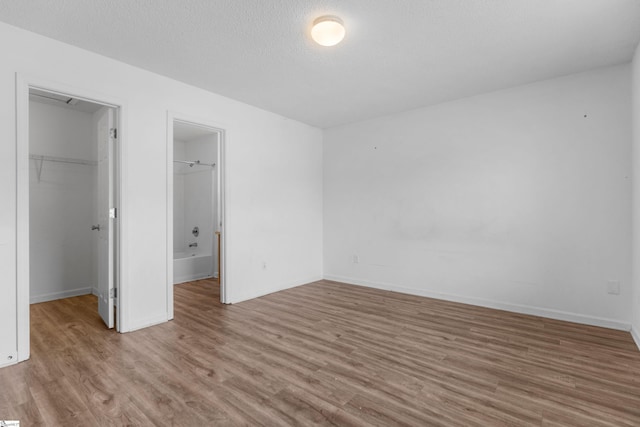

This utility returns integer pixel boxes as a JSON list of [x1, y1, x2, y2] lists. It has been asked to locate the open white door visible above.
[[97, 107, 115, 328]]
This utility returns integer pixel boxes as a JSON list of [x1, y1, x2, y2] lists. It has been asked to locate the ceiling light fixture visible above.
[[311, 15, 346, 47]]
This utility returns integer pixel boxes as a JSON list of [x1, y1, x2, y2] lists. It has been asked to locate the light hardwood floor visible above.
[[1, 279, 639, 426]]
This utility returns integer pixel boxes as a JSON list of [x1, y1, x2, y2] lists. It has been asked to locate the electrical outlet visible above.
[[606, 280, 620, 295], [352, 255, 359, 264]]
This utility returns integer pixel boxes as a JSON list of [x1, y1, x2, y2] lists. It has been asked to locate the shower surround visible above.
[[173, 134, 218, 284]]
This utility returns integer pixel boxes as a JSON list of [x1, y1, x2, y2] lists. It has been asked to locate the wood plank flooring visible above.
[[1, 279, 640, 426]]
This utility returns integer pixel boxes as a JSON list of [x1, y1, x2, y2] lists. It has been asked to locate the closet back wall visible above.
[[29, 101, 97, 303]]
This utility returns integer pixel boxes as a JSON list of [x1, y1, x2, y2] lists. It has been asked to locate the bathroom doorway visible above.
[[167, 115, 225, 317]]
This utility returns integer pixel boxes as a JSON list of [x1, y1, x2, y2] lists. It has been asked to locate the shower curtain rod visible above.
[[174, 159, 215, 168]]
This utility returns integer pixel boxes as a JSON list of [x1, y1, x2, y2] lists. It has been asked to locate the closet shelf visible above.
[[30, 154, 97, 182], [29, 154, 97, 166]]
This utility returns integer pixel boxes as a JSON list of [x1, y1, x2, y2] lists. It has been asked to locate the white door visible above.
[[96, 107, 115, 328]]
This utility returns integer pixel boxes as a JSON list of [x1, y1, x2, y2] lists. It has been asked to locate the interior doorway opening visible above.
[[168, 117, 225, 315], [28, 88, 119, 330], [173, 123, 219, 283]]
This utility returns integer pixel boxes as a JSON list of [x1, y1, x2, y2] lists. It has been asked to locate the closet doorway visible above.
[[167, 115, 225, 317], [25, 88, 120, 336]]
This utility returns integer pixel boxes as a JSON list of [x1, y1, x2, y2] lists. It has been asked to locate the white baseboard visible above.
[[174, 273, 214, 284], [323, 275, 631, 332], [30, 287, 93, 304], [632, 327, 640, 351], [228, 275, 323, 304]]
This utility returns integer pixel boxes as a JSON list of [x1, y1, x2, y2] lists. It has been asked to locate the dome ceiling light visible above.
[[311, 16, 346, 47]]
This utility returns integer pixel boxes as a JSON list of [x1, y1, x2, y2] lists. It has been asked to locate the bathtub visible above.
[[173, 251, 214, 284]]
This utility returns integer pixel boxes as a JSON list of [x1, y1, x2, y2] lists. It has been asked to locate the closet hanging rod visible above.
[[29, 154, 97, 166], [173, 160, 215, 168]]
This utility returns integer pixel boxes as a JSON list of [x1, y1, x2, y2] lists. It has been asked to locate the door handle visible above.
[[91, 225, 101, 231]]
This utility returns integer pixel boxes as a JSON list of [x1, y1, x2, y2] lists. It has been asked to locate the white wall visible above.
[[0, 22, 323, 367], [29, 100, 96, 303], [324, 64, 632, 329], [632, 42, 640, 348]]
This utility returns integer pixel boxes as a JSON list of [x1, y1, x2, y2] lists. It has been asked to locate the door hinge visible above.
[[110, 288, 117, 299], [110, 128, 118, 139], [109, 208, 117, 219]]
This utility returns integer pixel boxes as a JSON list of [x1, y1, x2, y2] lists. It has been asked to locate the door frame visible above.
[[166, 111, 228, 318], [16, 73, 128, 362]]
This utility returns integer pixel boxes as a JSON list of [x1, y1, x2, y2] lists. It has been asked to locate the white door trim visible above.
[[166, 111, 228, 319], [15, 73, 129, 362]]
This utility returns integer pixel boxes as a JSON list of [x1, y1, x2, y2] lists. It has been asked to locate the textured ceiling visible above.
[[1, 1, 640, 128]]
